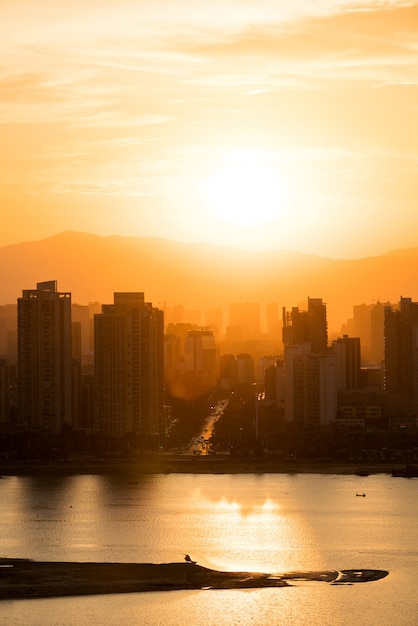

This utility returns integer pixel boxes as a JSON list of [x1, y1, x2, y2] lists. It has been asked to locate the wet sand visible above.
[[0, 559, 388, 600]]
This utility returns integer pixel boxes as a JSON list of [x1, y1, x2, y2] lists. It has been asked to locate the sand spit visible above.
[[0, 559, 388, 600]]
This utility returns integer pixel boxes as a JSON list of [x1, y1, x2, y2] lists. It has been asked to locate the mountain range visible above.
[[1, 231, 418, 332]]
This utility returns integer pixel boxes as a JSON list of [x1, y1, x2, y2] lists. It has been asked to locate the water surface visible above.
[[1, 472, 417, 625]]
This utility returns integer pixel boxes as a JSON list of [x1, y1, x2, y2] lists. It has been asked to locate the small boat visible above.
[[356, 493, 366, 497]]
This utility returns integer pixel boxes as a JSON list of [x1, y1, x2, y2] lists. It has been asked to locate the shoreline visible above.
[[0, 559, 389, 600], [0, 457, 399, 477]]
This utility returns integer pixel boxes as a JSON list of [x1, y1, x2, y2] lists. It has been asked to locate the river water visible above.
[[1, 471, 417, 625]]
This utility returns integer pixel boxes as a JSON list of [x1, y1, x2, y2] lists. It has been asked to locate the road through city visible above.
[[186, 399, 229, 455]]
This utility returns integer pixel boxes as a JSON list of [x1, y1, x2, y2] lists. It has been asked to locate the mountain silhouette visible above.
[[1, 231, 417, 332]]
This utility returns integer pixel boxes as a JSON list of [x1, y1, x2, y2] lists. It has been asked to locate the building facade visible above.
[[183, 328, 218, 387], [0, 359, 12, 429], [384, 297, 418, 417], [94, 292, 164, 438], [0, 304, 17, 364], [282, 297, 328, 354], [17, 281, 72, 433], [332, 335, 361, 390]]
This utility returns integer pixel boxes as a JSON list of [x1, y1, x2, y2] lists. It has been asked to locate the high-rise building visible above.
[[284, 343, 310, 423], [370, 301, 388, 366], [0, 359, 11, 428], [71, 303, 90, 361], [264, 358, 285, 408], [307, 351, 337, 427], [17, 281, 72, 433], [94, 292, 164, 438], [164, 333, 182, 391], [384, 297, 418, 416], [332, 335, 361, 390], [257, 356, 278, 384], [0, 304, 18, 364], [282, 298, 336, 425], [184, 328, 218, 386], [341, 301, 390, 366], [219, 354, 239, 390], [236, 352, 255, 386], [283, 343, 337, 426], [351, 303, 372, 362], [282, 297, 327, 354]]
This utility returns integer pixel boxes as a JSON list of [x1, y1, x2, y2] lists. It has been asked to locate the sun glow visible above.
[[200, 151, 289, 227]]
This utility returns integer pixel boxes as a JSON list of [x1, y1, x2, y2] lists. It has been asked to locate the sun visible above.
[[199, 150, 289, 227]]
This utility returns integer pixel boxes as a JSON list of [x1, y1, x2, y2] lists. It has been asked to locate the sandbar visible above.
[[0, 559, 388, 600]]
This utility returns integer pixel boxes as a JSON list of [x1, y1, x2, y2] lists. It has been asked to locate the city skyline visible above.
[[0, 277, 409, 362], [2, 1, 418, 258], [4, 278, 418, 439]]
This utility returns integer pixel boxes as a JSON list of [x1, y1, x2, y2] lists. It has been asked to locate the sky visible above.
[[2, 0, 418, 258]]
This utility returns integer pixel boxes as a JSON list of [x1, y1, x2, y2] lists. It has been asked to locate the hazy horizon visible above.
[[2, 230, 418, 336], [2, 228, 418, 262]]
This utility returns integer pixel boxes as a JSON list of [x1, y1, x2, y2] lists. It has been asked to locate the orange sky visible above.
[[2, 1, 418, 258]]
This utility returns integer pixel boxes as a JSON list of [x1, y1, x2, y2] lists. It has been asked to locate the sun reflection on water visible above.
[[185, 487, 318, 574]]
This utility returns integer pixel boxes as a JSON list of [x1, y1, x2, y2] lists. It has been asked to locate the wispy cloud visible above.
[[2, 0, 418, 255], [165, 3, 418, 84]]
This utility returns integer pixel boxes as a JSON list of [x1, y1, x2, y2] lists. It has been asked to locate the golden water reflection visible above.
[[187, 487, 321, 574]]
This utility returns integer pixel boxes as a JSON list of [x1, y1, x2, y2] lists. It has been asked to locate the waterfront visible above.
[[1, 472, 417, 625]]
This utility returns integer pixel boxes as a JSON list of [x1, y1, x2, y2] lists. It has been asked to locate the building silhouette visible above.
[[341, 301, 389, 366], [219, 354, 239, 390], [283, 343, 337, 426], [184, 328, 218, 387], [236, 353, 255, 386], [384, 296, 418, 417], [282, 298, 341, 426], [71, 303, 91, 364], [282, 297, 327, 353], [0, 304, 17, 364], [332, 335, 361, 390], [17, 281, 72, 433], [370, 302, 387, 367], [94, 292, 164, 438], [0, 358, 12, 429], [164, 332, 182, 392]]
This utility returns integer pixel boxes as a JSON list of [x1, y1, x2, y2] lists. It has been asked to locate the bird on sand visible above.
[[184, 554, 196, 564]]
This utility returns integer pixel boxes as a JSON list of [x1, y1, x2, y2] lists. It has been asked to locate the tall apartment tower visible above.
[[307, 298, 328, 353], [94, 293, 164, 438], [0, 304, 18, 364], [370, 301, 388, 366], [332, 335, 361, 390], [17, 281, 72, 433], [282, 297, 327, 354], [0, 359, 12, 427], [184, 328, 218, 386], [384, 297, 418, 414], [283, 343, 337, 426], [283, 298, 336, 425]]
